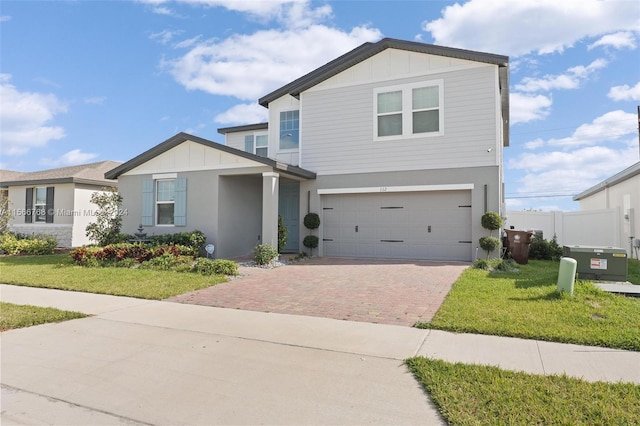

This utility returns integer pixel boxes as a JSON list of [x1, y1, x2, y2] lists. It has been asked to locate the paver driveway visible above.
[[168, 257, 468, 326]]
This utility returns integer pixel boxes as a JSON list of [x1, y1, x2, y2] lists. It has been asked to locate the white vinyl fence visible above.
[[505, 208, 627, 252]]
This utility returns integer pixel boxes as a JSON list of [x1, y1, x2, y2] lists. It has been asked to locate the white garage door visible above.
[[322, 191, 472, 261]]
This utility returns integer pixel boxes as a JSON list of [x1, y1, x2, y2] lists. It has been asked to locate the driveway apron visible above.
[[168, 257, 468, 326]]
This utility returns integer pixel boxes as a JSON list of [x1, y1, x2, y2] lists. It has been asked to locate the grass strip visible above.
[[1, 302, 88, 331], [417, 260, 640, 351], [406, 357, 640, 426], [0, 254, 227, 299]]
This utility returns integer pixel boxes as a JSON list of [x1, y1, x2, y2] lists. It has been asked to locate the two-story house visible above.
[[106, 38, 509, 261]]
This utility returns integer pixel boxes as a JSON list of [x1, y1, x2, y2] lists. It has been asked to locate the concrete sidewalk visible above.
[[2, 284, 639, 425]]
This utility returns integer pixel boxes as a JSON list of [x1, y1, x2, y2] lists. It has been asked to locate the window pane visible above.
[[413, 86, 439, 110], [279, 110, 299, 149], [157, 180, 175, 202], [255, 135, 268, 147], [377, 91, 402, 113], [378, 114, 402, 137], [244, 135, 254, 153], [413, 110, 439, 133], [35, 187, 47, 205], [157, 203, 174, 225], [256, 147, 268, 157]]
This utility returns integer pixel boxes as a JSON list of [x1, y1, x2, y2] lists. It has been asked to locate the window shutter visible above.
[[45, 187, 55, 223], [174, 178, 187, 227], [141, 180, 154, 226], [25, 188, 33, 223]]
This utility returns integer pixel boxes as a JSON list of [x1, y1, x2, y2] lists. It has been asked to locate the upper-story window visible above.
[[374, 80, 443, 140], [244, 133, 269, 157], [279, 110, 299, 150]]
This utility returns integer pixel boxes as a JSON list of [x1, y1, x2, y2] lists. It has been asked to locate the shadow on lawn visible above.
[[0, 254, 73, 267], [509, 290, 563, 302]]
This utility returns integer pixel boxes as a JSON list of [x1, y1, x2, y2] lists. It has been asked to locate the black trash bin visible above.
[[505, 230, 534, 265]]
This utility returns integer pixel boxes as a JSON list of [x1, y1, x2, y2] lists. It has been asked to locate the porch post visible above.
[[262, 172, 280, 249]]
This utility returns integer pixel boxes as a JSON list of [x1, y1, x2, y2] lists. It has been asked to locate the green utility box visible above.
[[563, 245, 628, 281]]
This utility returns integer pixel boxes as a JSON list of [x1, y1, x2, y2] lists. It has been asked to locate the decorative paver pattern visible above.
[[168, 257, 468, 327]]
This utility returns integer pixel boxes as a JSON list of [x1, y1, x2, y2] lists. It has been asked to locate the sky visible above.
[[1, 0, 639, 212]]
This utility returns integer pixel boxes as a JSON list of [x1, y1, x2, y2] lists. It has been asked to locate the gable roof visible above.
[[0, 161, 122, 187], [258, 37, 510, 146], [573, 161, 640, 201], [104, 132, 316, 180]]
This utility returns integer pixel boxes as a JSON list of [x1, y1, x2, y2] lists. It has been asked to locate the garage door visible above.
[[322, 191, 472, 261]]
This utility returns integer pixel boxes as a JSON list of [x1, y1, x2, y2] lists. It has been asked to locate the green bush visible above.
[[69, 243, 193, 266], [139, 254, 193, 272], [148, 230, 206, 250], [0, 233, 57, 255], [473, 258, 489, 270], [529, 232, 563, 261], [253, 244, 279, 265], [303, 213, 320, 230], [479, 236, 501, 259], [278, 215, 288, 253], [303, 235, 319, 249], [481, 211, 503, 233], [193, 258, 239, 276]]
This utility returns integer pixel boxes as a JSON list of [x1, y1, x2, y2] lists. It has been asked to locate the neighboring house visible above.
[[1, 161, 122, 247], [573, 161, 640, 256], [107, 38, 509, 261]]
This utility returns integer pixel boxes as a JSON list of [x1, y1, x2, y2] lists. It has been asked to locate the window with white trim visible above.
[[374, 80, 443, 140], [156, 179, 175, 225], [244, 132, 269, 157], [34, 187, 47, 223], [279, 110, 299, 149]]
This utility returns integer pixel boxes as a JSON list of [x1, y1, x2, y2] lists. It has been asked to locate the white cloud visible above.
[[588, 31, 638, 50], [510, 93, 552, 124], [163, 25, 382, 101], [150, 29, 184, 45], [514, 59, 607, 92], [0, 15, 11, 22], [608, 81, 640, 101], [39, 149, 99, 167], [173, 35, 202, 49], [215, 103, 267, 125], [546, 110, 636, 148], [0, 74, 67, 156], [423, 0, 639, 56], [83, 96, 107, 105], [140, 0, 331, 29]]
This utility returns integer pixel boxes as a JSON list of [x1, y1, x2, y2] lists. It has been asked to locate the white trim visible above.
[[262, 172, 280, 178], [373, 79, 444, 141], [317, 184, 474, 195], [152, 173, 177, 179]]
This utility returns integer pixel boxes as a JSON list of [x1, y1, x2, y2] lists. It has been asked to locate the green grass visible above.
[[0, 254, 227, 299], [406, 357, 640, 426], [1, 302, 88, 331], [628, 258, 640, 285], [416, 260, 640, 351]]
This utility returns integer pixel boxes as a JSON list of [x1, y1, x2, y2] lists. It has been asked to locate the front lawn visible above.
[[1, 302, 88, 331], [416, 260, 640, 351], [0, 254, 227, 299], [406, 357, 640, 425]]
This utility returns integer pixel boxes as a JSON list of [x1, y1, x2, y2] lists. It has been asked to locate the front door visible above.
[[278, 181, 300, 252]]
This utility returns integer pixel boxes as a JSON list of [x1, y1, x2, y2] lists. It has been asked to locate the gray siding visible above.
[[300, 66, 499, 175], [218, 175, 262, 258]]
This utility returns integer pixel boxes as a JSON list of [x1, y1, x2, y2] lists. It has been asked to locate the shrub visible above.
[[139, 254, 193, 272], [473, 259, 489, 270], [529, 232, 563, 261], [148, 230, 206, 250], [303, 235, 319, 249], [192, 258, 239, 276], [479, 236, 501, 259], [69, 243, 193, 266], [303, 213, 320, 230], [278, 215, 288, 253], [253, 244, 279, 265], [0, 233, 57, 255], [481, 211, 503, 234]]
